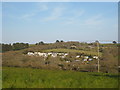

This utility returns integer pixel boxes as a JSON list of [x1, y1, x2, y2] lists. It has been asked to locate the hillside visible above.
[[2, 42, 118, 73]]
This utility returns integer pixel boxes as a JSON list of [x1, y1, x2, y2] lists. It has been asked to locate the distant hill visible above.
[[2, 41, 118, 73]]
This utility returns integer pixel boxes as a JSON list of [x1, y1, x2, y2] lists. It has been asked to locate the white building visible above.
[[84, 56, 89, 59], [27, 52, 34, 56], [93, 56, 98, 59], [76, 55, 80, 58]]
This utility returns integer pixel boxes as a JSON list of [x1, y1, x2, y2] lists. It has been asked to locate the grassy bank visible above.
[[43, 48, 102, 56], [2, 67, 118, 88]]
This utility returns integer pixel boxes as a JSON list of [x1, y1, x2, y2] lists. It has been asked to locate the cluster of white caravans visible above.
[[75, 55, 98, 62], [27, 52, 98, 62], [27, 52, 68, 58]]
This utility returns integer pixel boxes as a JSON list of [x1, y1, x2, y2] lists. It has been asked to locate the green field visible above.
[[43, 48, 102, 56], [2, 67, 118, 88]]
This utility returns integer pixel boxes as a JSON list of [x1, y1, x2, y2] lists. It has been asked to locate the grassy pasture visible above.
[[2, 67, 118, 88], [43, 48, 102, 56]]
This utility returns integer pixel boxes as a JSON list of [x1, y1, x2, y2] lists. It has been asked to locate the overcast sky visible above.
[[2, 2, 118, 44]]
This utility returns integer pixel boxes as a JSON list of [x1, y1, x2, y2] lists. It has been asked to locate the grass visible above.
[[2, 67, 118, 88], [43, 48, 102, 56]]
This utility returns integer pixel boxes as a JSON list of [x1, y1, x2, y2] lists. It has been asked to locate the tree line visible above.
[[0, 43, 29, 52], [0, 40, 118, 53], [35, 40, 64, 45]]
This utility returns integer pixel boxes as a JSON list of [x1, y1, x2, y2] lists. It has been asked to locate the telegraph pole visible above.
[[97, 41, 100, 72]]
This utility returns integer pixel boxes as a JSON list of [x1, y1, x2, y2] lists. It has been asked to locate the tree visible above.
[[56, 40, 59, 43], [95, 40, 99, 43], [2, 44, 12, 52], [12, 43, 29, 50], [94, 40, 99, 46], [60, 40, 64, 42], [39, 41, 44, 45], [113, 41, 117, 44], [35, 43, 38, 45], [0, 44, 1, 52]]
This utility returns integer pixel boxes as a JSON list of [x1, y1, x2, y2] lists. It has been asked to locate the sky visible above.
[[2, 2, 118, 44]]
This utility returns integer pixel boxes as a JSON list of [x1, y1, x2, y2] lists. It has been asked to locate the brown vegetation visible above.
[[2, 42, 119, 73]]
